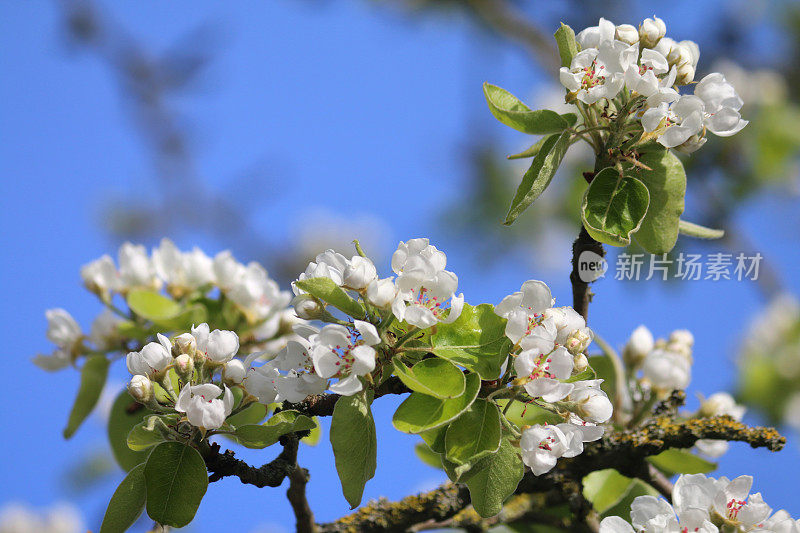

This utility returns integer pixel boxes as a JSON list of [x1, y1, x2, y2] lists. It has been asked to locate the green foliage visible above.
[[108, 391, 154, 471], [583, 469, 658, 517], [462, 438, 525, 517], [587, 355, 616, 401], [647, 448, 716, 475], [330, 391, 377, 508], [414, 443, 445, 469], [144, 442, 208, 528], [392, 356, 466, 399], [294, 277, 365, 318], [419, 424, 448, 453], [496, 399, 562, 427], [444, 399, 502, 465], [504, 131, 572, 225], [233, 410, 317, 449], [630, 150, 686, 254], [392, 373, 481, 433], [126, 289, 182, 322], [554, 23, 578, 68], [581, 168, 650, 246], [226, 402, 268, 428], [99, 463, 147, 533], [483, 83, 572, 135], [507, 136, 549, 160], [127, 414, 179, 451], [428, 303, 511, 380], [64, 355, 110, 439], [678, 220, 725, 240]]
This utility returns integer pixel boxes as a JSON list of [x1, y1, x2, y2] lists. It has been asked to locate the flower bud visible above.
[[675, 133, 707, 154], [172, 333, 197, 357], [639, 16, 666, 48], [366, 277, 397, 309], [571, 385, 613, 423], [698, 392, 745, 420], [573, 353, 589, 374], [615, 24, 639, 46], [669, 329, 694, 347], [342, 256, 378, 290], [675, 62, 695, 85], [623, 325, 654, 367], [565, 327, 593, 355], [128, 375, 153, 403], [292, 294, 324, 320], [653, 37, 676, 59], [174, 353, 194, 380], [223, 359, 246, 384], [678, 40, 699, 66]]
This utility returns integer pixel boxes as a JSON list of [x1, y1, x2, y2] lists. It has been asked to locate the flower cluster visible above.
[[561, 16, 747, 153], [624, 325, 695, 394], [600, 473, 797, 533], [34, 239, 296, 372], [495, 280, 611, 475]]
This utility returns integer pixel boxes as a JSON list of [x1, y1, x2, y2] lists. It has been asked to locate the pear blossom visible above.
[[495, 280, 556, 349], [45, 309, 82, 348], [575, 18, 616, 50], [565, 327, 593, 355], [642, 347, 691, 391], [212, 250, 246, 291], [118, 242, 159, 291], [520, 424, 569, 475], [624, 48, 671, 98], [390, 239, 464, 328], [172, 332, 197, 356], [294, 249, 349, 289], [292, 294, 324, 320], [88, 309, 122, 350], [223, 359, 246, 384], [623, 325, 654, 366], [642, 95, 706, 149], [342, 256, 378, 290], [128, 375, 153, 403], [126, 334, 173, 376], [152, 239, 216, 291], [175, 383, 234, 430], [80, 254, 118, 299], [638, 16, 666, 48], [560, 40, 635, 104], [310, 320, 381, 396], [174, 353, 194, 377], [544, 306, 589, 345], [366, 277, 397, 308], [515, 346, 574, 402], [557, 419, 603, 458], [229, 262, 291, 323], [0, 502, 84, 533], [568, 379, 613, 423], [695, 73, 749, 137], [206, 329, 240, 363], [712, 476, 772, 528], [32, 349, 72, 371]]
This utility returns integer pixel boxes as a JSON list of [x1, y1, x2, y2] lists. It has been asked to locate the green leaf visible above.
[[64, 355, 110, 439], [108, 391, 154, 471], [226, 397, 268, 427], [428, 303, 511, 380], [554, 23, 578, 67], [419, 425, 448, 454], [505, 131, 572, 225], [127, 414, 178, 451], [392, 373, 481, 434], [587, 355, 616, 401], [153, 304, 208, 330], [462, 438, 524, 517], [495, 400, 562, 428], [330, 391, 377, 508], [442, 456, 474, 483], [581, 168, 650, 247], [507, 137, 549, 160], [483, 83, 569, 134], [294, 277, 365, 319], [126, 289, 181, 322], [302, 418, 322, 446], [647, 449, 717, 475], [233, 410, 316, 449], [601, 479, 659, 520], [144, 442, 208, 528], [99, 463, 147, 533], [444, 400, 502, 465], [678, 220, 725, 240], [392, 357, 466, 399], [582, 469, 635, 514], [630, 149, 686, 254], [414, 443, 444, 469]]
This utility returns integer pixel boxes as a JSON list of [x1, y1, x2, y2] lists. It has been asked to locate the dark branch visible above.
[[570, 225, 605, 321], [288, 464, 316, 533], [203, 436, 299, 488]]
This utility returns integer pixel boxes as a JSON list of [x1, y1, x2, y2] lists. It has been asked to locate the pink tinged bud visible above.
[[174, 354, 194, 378], [172, 333, 197, 357], [128, 375, 153, 403]]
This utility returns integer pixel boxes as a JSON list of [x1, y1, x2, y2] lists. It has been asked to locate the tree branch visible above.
[[570, 225, 605, 321], [288, 464, 316, 533], [203, 436, 300, 488]]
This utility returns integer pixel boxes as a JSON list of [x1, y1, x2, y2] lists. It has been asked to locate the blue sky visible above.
[[1, 1, 799, 531]]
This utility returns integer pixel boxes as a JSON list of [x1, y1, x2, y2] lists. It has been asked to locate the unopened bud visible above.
[[366, 277, 397, 309], [342, 256, 378, 290], [565, 327, 593, 355], [623, 325, 654, 367], [172, 333, 196, 357], [573, 353, 589, 374], [615, 24, 639, 46], [669, 329, 694, 348], [639, 16, 666, 48], [174, 353, 194, 379], [128, 375, 153, 403], [223, 359, 247, 384], [292, 294, 324, 320], [675, 62, 695, 85]]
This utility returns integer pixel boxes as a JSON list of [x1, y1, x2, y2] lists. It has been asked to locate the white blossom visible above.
[[642, 347, 691, 391], [88, 309, 122, 351], [223, 359, 246, 384], [366, 277, 397, 308], [229, 262, 291, 323], [615, 24, 639, 46], [45, 309, 81, 348], [623, 325, 654, 366], [520, 424, 569, 475], [175, 383, 234, 430], [515, 346, 574, 402], [695, 73, 749, 137], [118, 242, 158, 291], [576, 18, 616, 50], [128, 375, 153, 403], [294, 249, 349, 290], [568, 380, 613, 423], [80, 255, 118, 299], [342, 256, 378, 290], [624, 48, 671, 98], [126, 334, 173, 376], [560, 40, 635, 105], [638, 16, 666, 48], [642, 95, 706, 149], [311, 320, 380, 396], [205, 328, 240, 363]]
